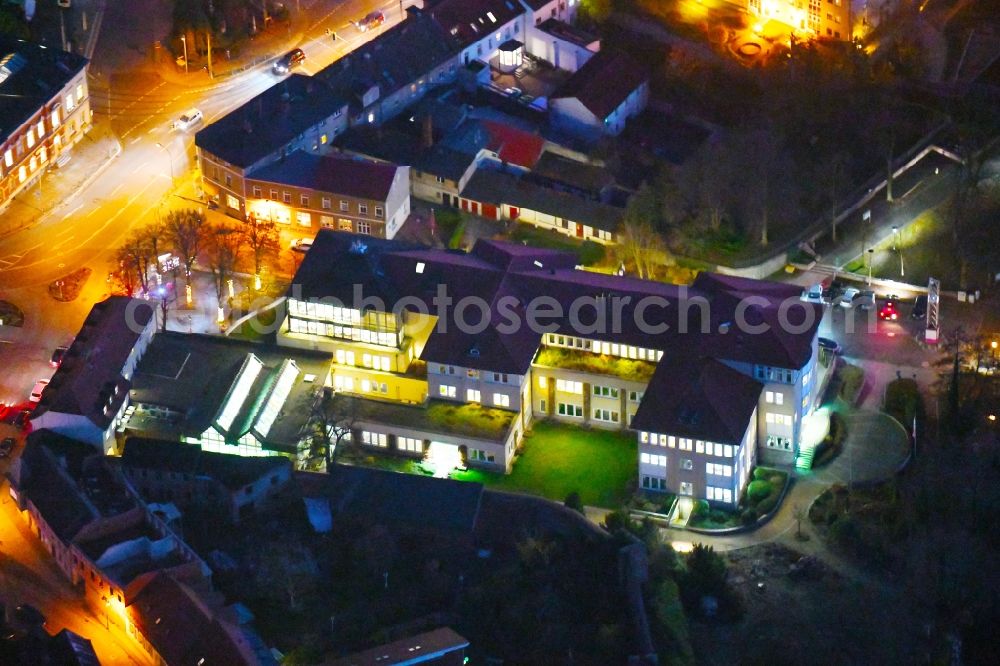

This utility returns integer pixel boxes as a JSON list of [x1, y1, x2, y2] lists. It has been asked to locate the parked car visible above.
[[173, 108, 203, 131], [504, 86, 523, 98], [911, 294, 928, 319], [854, 290, 876, 310], [822, 281, 845, 304], [50, 346, 68, 368], [291, 238, 313, 253], [13, 409, 32, 431], [879, 296, 900, 320], [356, 10, 385, 31], [0, 437, 15, 458], [273, 48, 305, 75], [817, 337, 841, 354], [801, 283, 823, 304], [57, 0, 71, 8], [837, 287, 860, 308], [29, 379, 49, 403]]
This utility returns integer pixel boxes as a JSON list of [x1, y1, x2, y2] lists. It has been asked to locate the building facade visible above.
[[747, 0, 851, 40], [0, 38, 91, 212], [549, 50, 649, 138]]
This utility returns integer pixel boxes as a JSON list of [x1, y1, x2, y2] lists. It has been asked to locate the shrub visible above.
[[578, 240, 605, 265], [755, 493, 780, 516], [752, 467, 772, 481], [740, 508, 758, 525], [690, 499, 710, 521], [838, 365, 865, 404], [885, 378, 920, 426], [603, 507, 632, 533], [564, 491, 585, 515], [829, 514, 860, 549], [746, 480, 772, 503], [814, 411, 847, 467], [709, 510, 728, 524]]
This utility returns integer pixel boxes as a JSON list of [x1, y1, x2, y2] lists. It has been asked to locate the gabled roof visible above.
[[126, 572, 258, 666], [122, 437, 290, 491], [316, 463, 484, 533], [428, 0, 526, 49], [631, 356, 763, 443], [33, 297, 154, 429], [315, 8, 457, 108], [461, 168, 624, 231], [552, 50, 647, 120], [14, 431, 102, 542], [195, 75, 346, 168], [49, 629, 101, 666], [0, 37, 88, 144], [480, 119, 545, 169], [248, 151, 400, 201]]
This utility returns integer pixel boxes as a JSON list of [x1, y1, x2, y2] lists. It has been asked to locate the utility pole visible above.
[[206, 31, 213, 78]]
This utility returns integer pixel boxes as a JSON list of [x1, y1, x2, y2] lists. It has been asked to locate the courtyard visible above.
[[453, 420, 637, 508]]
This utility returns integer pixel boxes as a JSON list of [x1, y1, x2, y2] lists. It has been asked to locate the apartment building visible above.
[[0, 37, 90, 211], [275, 230, 823, 492], [747, 0, 851, 40], [242, 151, 411, 239]]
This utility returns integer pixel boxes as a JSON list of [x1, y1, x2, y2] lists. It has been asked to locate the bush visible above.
[[564, 491, 585, 515], [740, 508, 758, 525], [814, 411, 847, 467], [829, 514, 860, 549], [690, 499, 710, 521], [746, 480, 772, 503], [578, 240, 605, 266], [885, 378, 920, 427], [603, 507, 632, 533], [752, 467, 772, 481], [838, 364, 865, 404], [755, 493, 780, 516], [709, 510, 728, 524]]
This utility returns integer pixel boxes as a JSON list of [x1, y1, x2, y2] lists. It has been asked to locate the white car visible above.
[[173, 109, 203, 132], [837, 287, 859, 308], [29, 379, 49, 403]]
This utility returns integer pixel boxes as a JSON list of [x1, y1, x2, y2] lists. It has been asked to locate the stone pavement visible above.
[[0, 125, 121, 239]]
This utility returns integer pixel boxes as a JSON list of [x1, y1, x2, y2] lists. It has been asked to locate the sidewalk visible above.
[[0, 125, 121, 239]]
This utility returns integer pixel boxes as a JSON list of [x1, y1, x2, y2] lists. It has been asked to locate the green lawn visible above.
[[452, 420, 637, 508]]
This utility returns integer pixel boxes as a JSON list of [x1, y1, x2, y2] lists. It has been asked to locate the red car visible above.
[[878, 298, 899, 321]]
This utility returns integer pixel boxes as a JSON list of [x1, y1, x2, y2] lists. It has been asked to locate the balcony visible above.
[[534, 347, 657, 383]]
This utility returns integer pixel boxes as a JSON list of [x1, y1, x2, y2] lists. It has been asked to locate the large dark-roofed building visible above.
[[278, 229, 825, 500], [550, 49, 649, 138]]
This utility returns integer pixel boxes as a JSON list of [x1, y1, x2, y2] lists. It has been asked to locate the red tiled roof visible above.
[[480, 120, 544, 168], [552, 50, 647, 120]]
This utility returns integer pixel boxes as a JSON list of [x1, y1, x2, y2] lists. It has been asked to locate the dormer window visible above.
[[415, 262, 425, 274]]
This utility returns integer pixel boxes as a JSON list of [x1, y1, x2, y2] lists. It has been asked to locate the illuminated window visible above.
[[4, 149, 12, 167], [439, 384, 457, 398], [467, 389, 480, 402], [37, 120, 45, 137], [415, 262, 425, 274], [226, 194, 239, 209], [77, 83, 84, 100], [296, 211, 311, 226], [399, 436, 422, 453], [26, 129, 35, 148], [51, 109, 60, 128], [66, 92, 75, 111], [18, 165, 26, 182], [493, 393, 510, 407], [361, 431, 387, 447]]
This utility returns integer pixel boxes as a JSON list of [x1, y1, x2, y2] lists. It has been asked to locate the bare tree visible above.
[[204, 223, 242, 319], [241, 213, 279, 290], [615, 219, 671, 280], [165, 209, 207, 289], [116, 230, 154, 295], [826, 150, 852, 243], [308, 390, 359, 471]]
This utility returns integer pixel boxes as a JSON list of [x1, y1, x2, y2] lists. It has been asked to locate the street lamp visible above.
[[891, 225, 898, 251], [155, 142, 176, 181], [180, 35, 189, 74], [867, 248, 874, 285]]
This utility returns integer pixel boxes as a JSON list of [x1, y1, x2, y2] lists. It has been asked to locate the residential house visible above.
[[0, 37, 91, 212], [30, 297, 156, 451], [241, 151, 411, 240], [120, 437, 293, 522], [429, 0, 528, 68], [550, 50, 649, 138], [458, 168, 620, 242]]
